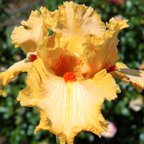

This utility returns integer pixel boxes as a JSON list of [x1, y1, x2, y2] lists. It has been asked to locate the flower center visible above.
[[63, 72, 77, 82], [52, 52, 81, 77]]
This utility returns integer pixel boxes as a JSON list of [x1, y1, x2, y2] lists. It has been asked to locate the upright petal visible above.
[[54, 1, 105, 36], [36, 4, 129, 79], [40, 7, 57, 31], [11, 10, 43, 52], [102, 17, 128, 69], [37, 30, 83, 77], [37, 33, 65, 75], [103, 17, 128, 69], [81, 17, 128, 77], [18, 58, 119, 144], [11, 8, 51, 53]]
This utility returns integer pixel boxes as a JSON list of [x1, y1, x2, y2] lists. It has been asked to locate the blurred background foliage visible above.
[[0, 0, 144, 144]]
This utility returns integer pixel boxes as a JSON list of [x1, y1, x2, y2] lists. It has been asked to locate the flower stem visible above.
[[56, 136, 60, 144]]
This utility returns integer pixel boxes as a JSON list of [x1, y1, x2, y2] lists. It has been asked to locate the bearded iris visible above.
[[0, 2, 144, 144]]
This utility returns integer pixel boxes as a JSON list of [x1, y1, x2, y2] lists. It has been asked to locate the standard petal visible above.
[[11, 10, 44, 52], [37, 33, 64, 74], [106, 17, 129, 32], [79, 17, 128, 78], [0, 59, 31, 86], [113, 62, 144, 90], [18, 58, 119, 144], [54, 1, 105, 36], [104, 17, 129, 69], [37, 31, 83, 77], [40, 7, 57, 31], [37, 3, 129, 79]]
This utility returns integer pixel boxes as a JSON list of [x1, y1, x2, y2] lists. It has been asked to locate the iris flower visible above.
[[0, 2, 144, 144]]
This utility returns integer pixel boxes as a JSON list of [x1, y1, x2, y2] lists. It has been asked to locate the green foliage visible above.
[[0, 0, 144, 144]]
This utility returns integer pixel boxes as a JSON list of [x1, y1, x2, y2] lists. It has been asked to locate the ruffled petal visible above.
[[37, 33, 64, 74], [35, 4, 128, 79], [17, 58, 52, 106], [79, 17, 128, 78], [54, 1, 105, 36], [18, 58, 119, 144], [11, 10, 44, 52], [0, 59, 32, 96], [37, 30, 83, 77], [40, 7, 57, 31], [90, 69, 120, 100], [112, 62, 144, 91], [106, 17, 129, 33], [104, 17, 129, 68]]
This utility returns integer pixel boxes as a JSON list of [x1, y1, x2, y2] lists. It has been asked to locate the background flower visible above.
[[129, 96, 144, 112], [107, 0, 125, 5], [101, 121, 117, 138]]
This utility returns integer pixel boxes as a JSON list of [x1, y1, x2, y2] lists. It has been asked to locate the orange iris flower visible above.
[[0, 2, 144, 144]]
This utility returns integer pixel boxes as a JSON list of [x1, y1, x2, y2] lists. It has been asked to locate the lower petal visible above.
[[0, 59, 31, 88], [113, 62, 144, 91], [18, 58, 119, 143]]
